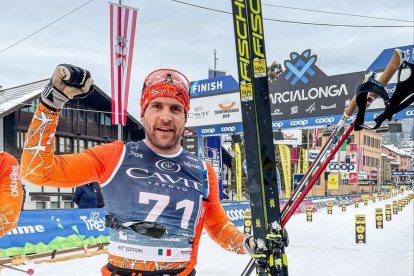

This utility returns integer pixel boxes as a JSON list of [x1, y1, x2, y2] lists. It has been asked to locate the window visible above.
[[87, 140, 98, 148], [60, 108, 72, 119], [36, 202, 46, 209], [50, 202, 59, 209], [87, 111, 99, 124], [100, 114, 112, 126], [63, 202, 74, 209], [21, 99, 39, 113], [16, 131, 27, 149], [79, 139, 86, 152], [59, 137, 72, 153]]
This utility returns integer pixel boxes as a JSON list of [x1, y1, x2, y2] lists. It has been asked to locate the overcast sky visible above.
[[0, 0, 413, 119]]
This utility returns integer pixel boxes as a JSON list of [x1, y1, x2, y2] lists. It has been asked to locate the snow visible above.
[[2, 192, 413, 276]]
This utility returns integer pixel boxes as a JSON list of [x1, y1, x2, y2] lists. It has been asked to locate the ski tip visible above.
[[27, 268, 35, 275]]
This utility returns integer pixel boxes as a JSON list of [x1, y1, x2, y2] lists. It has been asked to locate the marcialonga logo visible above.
[[232, 0, 252, 101], [284, 49, 318, 86]]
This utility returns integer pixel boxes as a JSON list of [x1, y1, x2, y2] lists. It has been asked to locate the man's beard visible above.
[[146, 130, 181, 150]]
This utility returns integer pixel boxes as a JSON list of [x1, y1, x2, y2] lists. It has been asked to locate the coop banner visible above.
[[0, 209, 109, 257]]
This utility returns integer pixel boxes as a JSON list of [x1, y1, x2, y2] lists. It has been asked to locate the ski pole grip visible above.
[[344, 49, 404, 117]]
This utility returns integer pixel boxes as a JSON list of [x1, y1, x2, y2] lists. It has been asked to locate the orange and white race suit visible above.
[[0, 151, 23, 237], [21, 103, 246, 275]]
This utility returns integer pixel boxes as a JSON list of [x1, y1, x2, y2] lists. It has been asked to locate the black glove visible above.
[[41, 64, 94, 110]]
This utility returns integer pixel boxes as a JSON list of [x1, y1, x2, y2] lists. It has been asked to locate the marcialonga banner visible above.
[[235, 142, 242, 201], [278, 144, 292, 197], [327, 174, 339, 190]]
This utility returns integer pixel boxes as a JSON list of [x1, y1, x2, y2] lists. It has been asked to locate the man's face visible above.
[[142, 96, 186, 154]]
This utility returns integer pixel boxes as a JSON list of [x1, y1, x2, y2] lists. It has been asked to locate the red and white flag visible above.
[[312, 128, 319, 149], [110, 3, 138, 125]]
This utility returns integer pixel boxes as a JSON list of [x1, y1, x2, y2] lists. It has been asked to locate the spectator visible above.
[[73, 182, 101, 208]]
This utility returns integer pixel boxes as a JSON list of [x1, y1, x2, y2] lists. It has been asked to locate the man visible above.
[[21, 64, 252, 276], [73, 182, 103, 209], [0, 151, 23, 237]]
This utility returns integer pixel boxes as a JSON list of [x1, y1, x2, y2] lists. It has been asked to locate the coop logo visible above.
[[290, 119, 308, 126], [201, 128, 215, 134], [272, 121, 284, 128], [284, 49, 317, 86], [406, 110, 414, 116], [315, 117, 335, 124], [329, 163, 356, 172], [155, 159, 181, 173], [226, 208, 246, 221], [220, 126, 236, 132]]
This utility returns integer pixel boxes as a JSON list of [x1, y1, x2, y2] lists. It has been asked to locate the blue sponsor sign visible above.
[[222, 201, 250, 227], [271, 106, 414, 129], [0, 209, 109, 256], [392, 171, 414, 176], [190, 75, 239, 97], [195, 123, 243, 136], [206, 136, 224, 200], [367, 45, 414, 72]]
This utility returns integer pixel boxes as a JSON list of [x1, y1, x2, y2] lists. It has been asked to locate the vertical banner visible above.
[[292, 145, 298, 165], [339, 140, 347, 163], [328, 174, 339, 190], [235, 143, 242, 201], [205, 136, 223, 200], [358, 146, 365, 171], [278, 144, 292, 197], [349, 143, 358, 164], [355, 214, 366, 243], [297, 148, 302, 174], [312, 127, 319, 149], [109, 3, 138, 125], [302, 149, 308, 174]]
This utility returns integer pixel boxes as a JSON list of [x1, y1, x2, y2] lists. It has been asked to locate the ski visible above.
[[242, 49, 404, 275], [231, 0, 285, 275]]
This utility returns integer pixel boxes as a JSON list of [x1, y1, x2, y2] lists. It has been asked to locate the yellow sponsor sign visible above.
[[328, 174, 339, 190]]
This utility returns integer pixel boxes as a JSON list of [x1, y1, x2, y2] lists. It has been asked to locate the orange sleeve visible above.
[[0, 151, 23, 237], [21, 103, 124, 188], [203, 162, 246, 254]]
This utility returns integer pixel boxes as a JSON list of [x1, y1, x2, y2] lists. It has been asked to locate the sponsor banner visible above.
[[182, 136, 199, 157], [308, 149, 320, 161], [269, 49, 365, 122], [358, 172, 368, 180], [271, 107, 414, 130], [235, 143, 242, 201], [328, 163, 357, 173], [187, 92, 243, 128], [205, 136, 224, 200], [0, 209, 109, 257], [194, 123, 243, 136], [222, 202, 250, 227], [328, 174, 339, 190], [293, 174, 304, 191], [392, 170, 414, 176], [190, 75, 239, 97], [279, 145, 292, 197], [371, 170, 378, 180], [273, 129, 303, 145], [349, 172, 358, 184], [367, 45, 414, 71]]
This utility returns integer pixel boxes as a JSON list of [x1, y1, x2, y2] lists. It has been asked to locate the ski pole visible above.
[[0, 263, 34, 275], [280, 49, 403, 226]]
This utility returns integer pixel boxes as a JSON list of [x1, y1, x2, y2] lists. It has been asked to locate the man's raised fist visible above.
[[41, 64, 94, 110]]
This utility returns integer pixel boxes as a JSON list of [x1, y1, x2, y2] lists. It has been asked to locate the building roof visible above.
[[0, 79, 49, 119]]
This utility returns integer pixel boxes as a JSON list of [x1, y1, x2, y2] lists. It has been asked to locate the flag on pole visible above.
[[110, 3, 138, 125], [312, 128, 319, 149]]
